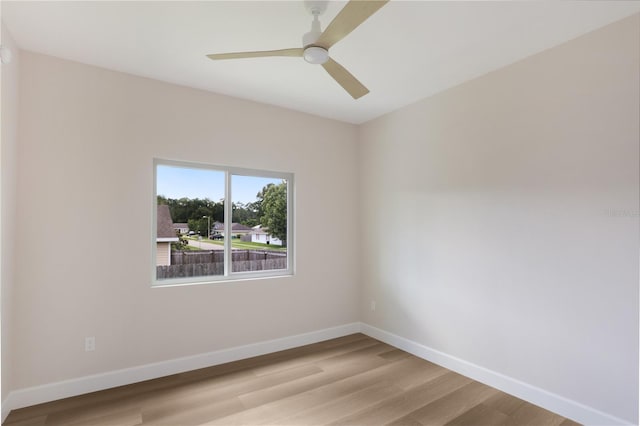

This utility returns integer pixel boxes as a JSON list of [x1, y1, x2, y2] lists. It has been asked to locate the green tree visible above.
[[157, 196, 224, 228], [171, 233, 189, 251], [260, 182, 287, 245], [233, 202, 261, 227], [187, 218, 209, 236]]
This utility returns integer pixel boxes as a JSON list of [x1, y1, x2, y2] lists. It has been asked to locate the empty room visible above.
[[1, 1, 638, 425]]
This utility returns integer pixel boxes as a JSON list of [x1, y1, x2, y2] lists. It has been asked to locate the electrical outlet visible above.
[[370, 300, 376, 311], [85, 336, 95, 352]]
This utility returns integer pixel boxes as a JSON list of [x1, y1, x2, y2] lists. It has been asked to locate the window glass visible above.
[[154, 160, 293, 285], [156, 164, 225, 281], [231, 175, 288, 273]]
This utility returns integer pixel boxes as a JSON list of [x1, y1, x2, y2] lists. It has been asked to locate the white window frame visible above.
[[152, 158, 295, 287]]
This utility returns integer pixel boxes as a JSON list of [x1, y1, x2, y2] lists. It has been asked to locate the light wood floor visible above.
[[3, 334, 580, 426]]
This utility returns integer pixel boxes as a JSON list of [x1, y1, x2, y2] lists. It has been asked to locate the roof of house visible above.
[[213, 222, 252, 232], [232, 223, 252, 231], [250, 225, 269, 235], [157, 205, 178, 239]]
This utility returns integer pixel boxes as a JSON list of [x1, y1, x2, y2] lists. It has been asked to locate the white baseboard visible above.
[[2, 322, 632, 426], [0, 322, 360, 423], [1, 393, 16, 423], [359, 323, 633, 426]]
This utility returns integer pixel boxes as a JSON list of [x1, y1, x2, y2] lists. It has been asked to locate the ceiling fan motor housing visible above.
[[302, 13, 322, 47], [302, 11, 328, 64]]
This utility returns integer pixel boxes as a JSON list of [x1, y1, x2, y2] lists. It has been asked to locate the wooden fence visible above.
[[171, 250, 224, 265], [156, 249, 287, 279]]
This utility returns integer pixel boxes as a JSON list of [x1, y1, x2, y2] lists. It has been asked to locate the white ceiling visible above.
[[3, 1, 640, 124]]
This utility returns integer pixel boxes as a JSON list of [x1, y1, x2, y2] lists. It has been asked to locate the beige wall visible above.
[[14, 51, 359, 389], [359, 14, 639, 423], [1, 24, 20, 402]]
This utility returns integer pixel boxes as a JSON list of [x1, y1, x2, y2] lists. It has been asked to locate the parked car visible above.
[[210, 233, 223, 240]]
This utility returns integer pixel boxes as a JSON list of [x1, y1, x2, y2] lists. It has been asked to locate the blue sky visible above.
[[156, 165, 282, 204]]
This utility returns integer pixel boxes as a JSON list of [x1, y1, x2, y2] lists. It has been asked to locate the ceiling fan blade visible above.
[[314, 0, 388, 50], [207, 48, 303, 60], [322, 58, 369, 99]]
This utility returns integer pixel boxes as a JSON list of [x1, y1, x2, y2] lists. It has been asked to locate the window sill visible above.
[[151, 271, 294, 288]]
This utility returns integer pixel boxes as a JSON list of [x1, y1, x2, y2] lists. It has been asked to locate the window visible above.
[[153, 159, 293, 285]]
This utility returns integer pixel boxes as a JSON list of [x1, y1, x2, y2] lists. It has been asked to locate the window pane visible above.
[[156, 164, 225, 280], [231, 175, 287, 273]]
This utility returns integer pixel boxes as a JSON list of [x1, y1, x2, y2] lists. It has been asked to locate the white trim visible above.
[[166, 242, 172, 266], [151, 158, 159, 280], [0, 323, 360, 423], [359, 323, 634, 426], [224, 169, 231, 276], [151, 270, 293, 288], [155, 237, 178, 243], [287, 175, 295, 273], [2, 393, 16, 423]]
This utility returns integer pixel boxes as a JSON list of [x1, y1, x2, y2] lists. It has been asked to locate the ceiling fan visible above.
[[206, 0, 389, 99]]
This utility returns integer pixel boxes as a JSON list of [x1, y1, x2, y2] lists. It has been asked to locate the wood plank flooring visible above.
[[3, 334, 581, 426]]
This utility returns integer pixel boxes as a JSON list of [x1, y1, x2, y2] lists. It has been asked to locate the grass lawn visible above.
[[184, 236, 286, 252], [228, 240, 287, 252], [172, 244, 201, 251]]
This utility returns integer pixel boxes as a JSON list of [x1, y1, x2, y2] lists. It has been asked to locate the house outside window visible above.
[[156, 205, 179, 266]]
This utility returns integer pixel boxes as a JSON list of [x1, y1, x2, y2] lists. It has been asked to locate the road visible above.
[[186, 238, 224, 250]]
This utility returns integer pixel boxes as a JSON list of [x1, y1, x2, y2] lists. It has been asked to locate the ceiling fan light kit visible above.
[[206, 0, 389, 99], [303, 46, 329, 64]]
